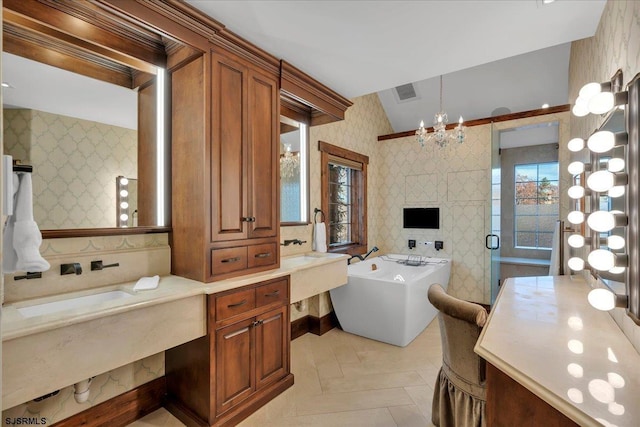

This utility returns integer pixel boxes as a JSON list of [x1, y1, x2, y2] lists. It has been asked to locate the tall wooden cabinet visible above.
[[166, 277, 293, 427], [171, 45, 280, 282]]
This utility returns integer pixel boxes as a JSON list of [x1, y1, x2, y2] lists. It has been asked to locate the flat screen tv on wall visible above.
[[403, 207, 439, 229]]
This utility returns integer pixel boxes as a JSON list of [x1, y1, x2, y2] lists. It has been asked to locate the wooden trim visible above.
[[291, 315, 311, 340], [280, 60, 353, 124], [42, 226, 170, 239], [378, 104, 570, 141], [52, 377, 166, 427], [318, 141, 369, 165], [291, 312, 339, 339]]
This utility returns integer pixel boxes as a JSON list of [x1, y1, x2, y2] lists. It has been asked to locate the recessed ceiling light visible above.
[[1, 82, 11, 88], [542, 0, 556, 4], [542, 103, 550, 108]]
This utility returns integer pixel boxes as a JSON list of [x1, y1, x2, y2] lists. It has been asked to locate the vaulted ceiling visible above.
[[186, 0, 606, 132]]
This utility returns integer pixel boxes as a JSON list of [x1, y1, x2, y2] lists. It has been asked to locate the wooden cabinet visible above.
[[166, 277, 293, 427], [171, 45, 280, 283]]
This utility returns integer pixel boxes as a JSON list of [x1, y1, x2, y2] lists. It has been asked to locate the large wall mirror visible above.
[[2, 1, 172, 237], [280, 115, 309, 225]]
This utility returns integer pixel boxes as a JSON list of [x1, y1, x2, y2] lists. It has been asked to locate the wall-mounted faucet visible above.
[[281, 239, 306, 246], [91, 260, 120, 271], [60, 263, 82, 275], [347, 246, 379, 265]]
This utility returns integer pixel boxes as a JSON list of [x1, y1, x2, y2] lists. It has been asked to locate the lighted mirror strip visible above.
[[156, 67, 166, 226], [568, 71, 640, 325]]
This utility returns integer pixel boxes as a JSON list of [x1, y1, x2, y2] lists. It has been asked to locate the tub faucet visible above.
[[282, 239, 306, 246], [347, 246, 379, 265]]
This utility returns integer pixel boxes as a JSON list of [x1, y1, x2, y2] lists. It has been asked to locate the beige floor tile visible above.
[[241, 407, 397, 427], [295, 388, 414, 416], [128, 408, 185, 427], [404, 385, 433, 419], [320, 370, 426, 393], [388, 404, 430, 427]]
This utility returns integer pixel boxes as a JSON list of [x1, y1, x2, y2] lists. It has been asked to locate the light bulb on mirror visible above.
[[588, 249, 615, 271], [579, 82, 602, 99], [568, 137, 585, 152], [588, 91, 615, 115], [608, 186, 625, 198], [609, 266, 626, 274], [572, 103, 589, 117], [606, 235, 625, 250], [568, 234, 585, 248], [120, 177, 129, 186], [568, 257, 585, 271], [588, 288, 616, 311], [587, 211, 616, 232], [587, 131, 615, 153], [120, 213, 129, 222], [607, 158, 625, 172], [587, 170, 614, 192], [119, 189, 128, 198], [568, 185, 585, 199], [568, 161, 585, 175], [568, 211, 585, 225], [120, 202, 129, 209]]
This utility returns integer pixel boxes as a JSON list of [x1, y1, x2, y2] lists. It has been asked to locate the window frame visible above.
[[319, 141, 369, 255], [513, 161, 559, 250]]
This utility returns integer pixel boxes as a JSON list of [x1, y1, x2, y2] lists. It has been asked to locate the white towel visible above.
[[4, 172, 50, 273], [133, 275, 160, 291], [312, 222, 327, 253], [3, 173, 20, 272]]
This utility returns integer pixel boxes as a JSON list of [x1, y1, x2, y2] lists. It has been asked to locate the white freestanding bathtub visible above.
[[330, 254, 451, 347]]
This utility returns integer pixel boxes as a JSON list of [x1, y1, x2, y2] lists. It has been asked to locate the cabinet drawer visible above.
[[248, 243, 277, 268], [256, 279, 288, 307], [211, 247, 248, 275], [215, 288, 256, 321]]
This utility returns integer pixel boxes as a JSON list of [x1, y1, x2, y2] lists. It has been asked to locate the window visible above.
[[514, 162, 559, 249], [319, 141, 368, 253]]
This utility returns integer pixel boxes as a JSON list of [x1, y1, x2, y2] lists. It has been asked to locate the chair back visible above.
[[428, 284, 488, 391]]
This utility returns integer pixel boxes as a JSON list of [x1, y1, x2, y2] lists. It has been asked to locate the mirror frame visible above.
[[3, 1, 172, 238]]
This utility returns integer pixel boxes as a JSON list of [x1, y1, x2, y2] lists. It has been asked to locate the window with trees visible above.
[[514, 162, 559, 249], [319, 141, 368, 253]]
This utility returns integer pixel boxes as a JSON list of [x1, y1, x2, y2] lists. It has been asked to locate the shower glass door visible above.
[[489, 123, 501, 304]]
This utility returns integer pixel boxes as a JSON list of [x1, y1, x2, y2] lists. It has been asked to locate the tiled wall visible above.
[[378, 111, 570, 305], [3, 109, 137, 229], [569, 0, 640, 352], [2, 233, 170, 422]]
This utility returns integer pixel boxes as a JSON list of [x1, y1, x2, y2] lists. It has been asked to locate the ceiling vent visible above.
[[394, 83, 417, 101]]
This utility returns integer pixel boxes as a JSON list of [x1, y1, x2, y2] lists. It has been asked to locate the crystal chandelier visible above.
[[416, 75, 466, 148], [280, 143, 299, 178]]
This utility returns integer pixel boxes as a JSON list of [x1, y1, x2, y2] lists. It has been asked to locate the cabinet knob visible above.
[[251, 320, 263, 327], [241, 217, 256, 222]]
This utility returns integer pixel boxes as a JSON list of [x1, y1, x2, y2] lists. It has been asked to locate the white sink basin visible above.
[[16, 290, 133, 318]]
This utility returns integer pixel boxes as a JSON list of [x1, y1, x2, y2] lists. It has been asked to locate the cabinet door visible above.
[[211, 52, 248, 242], [255, 306, 288, 389], [215, 317, 255, 415], [247, 69, 278, 238]]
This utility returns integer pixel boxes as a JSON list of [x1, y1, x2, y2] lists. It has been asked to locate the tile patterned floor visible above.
[[130, 320, 442, 427]]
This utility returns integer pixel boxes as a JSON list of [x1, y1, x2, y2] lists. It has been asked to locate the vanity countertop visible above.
[[2, 252, 348, 341], [475, 275, 640, 427]]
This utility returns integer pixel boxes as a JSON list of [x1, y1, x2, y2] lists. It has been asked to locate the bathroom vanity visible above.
[[475, 275, 640, 426]]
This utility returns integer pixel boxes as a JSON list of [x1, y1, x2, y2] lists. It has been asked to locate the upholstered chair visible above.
[[427, 284, 488, 427]]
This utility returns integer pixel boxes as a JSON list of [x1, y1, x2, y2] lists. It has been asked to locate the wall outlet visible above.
[[435, 241, 444, 251], [408, 239, 416, 249]]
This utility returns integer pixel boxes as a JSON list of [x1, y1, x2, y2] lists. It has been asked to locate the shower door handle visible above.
[[485, 234, 500, 250]]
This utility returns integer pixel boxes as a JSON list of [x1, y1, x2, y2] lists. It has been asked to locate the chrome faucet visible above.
[[347, 246, 379, 265], [281, 239, 306, 246]]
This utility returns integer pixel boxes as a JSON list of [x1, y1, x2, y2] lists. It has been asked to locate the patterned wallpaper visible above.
[[3, 109, 137, 229], [569, 0, 640, 352]]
